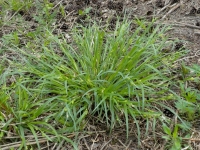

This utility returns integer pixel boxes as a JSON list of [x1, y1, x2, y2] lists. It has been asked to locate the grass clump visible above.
[[1, 18, 186, 149], [0, 0, 33, 13]]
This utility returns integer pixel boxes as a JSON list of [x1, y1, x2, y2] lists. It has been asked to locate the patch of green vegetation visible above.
[[161, 62, 200, 149], [1, 1, 200, 149], [0, 0, 33, 12]]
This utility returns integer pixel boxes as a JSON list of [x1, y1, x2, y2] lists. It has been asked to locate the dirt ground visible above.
[[1, 0, 200, 149]]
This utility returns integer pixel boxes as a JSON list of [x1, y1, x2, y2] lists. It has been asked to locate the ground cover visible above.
[[0, 0, 200, 149]]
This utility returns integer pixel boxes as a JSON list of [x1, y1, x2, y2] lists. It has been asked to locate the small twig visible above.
[[194, 31, 200, 36], [162, 3, 181, 19], [156, 2, 172, 15], [56, 139, 65, 150], [51, 142, 57, 150], [0, 139, 48, 150], [176, 23, 200, 30], [164, 0, 172, 6], [174, 50, 200, 63], [118, 139, 127, 148], [159, 21, 200, 30], [0, 9, 21, 29], [41, 143, 54, 150], [69, 17, 78, 30], [147, 0, 153, 5], [100, 139, 112, 150], [126, 140, 132, 150], [52, 0, 64, 10], [91, 134, 99, 149], [52, 10, 75, 33], [83, 137, 90, 150], [142, 137, 152, 148], [182, 138, 200, 142]]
